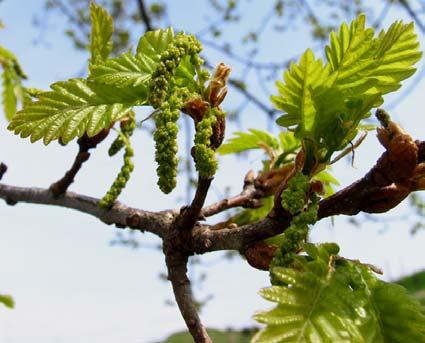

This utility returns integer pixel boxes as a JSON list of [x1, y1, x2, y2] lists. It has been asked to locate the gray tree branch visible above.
[[0, 183, 172, 238]]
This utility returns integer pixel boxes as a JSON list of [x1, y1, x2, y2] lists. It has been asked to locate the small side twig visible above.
[[201, 170, 263, 217], [50, 131, 108, 197]]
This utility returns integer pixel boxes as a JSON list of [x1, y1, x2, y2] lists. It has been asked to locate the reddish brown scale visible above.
[[182, 97, 209, 124], [254, 165, 294, 197], [244, 242, 277, 271], [374, 122, 418, 186]]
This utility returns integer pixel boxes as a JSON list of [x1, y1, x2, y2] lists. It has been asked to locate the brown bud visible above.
[[208, 63, 231, 107]]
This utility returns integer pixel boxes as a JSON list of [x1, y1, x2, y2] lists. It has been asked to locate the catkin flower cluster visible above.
[[148, 33, 202, 109], [148, 33, 203, 193], [193, 108, 221, 178], [154, 94, 182, 194], [99, 115, 136, 209], [270, 173, 319, 281]]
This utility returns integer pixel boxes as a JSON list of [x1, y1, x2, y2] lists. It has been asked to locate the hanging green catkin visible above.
[[269, 173, 319, 284], [193, 107, 220, 178], [148, 32, 202, 193], [153, 94, 181, 194], [108, 112, 136, 156], [99, 133, 135, 209]]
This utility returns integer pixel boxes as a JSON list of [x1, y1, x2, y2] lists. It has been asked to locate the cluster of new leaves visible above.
[[253, 243, 425, 343], [272, 15, 422, 171], [6, 2, 218, 197]]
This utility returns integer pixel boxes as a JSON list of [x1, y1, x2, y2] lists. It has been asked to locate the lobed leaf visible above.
[[327, 16, 422, 97], [173, 55, 199, 92], [8, 78, 137, 144], [89, 28, 196, 95], [272, 49, 329, 138], [273, 15, 422, 162], [1, 44, 28, 121]]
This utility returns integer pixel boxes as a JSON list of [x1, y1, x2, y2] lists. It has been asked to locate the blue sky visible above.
[[1, 1, 425, 342]]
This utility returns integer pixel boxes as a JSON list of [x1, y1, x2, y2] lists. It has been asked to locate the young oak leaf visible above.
[[89, 28, 198, 94], [364, 20, 422, 95], [8, 78, 138, 144], [89, 51, 152, 90], [218, 129, 280, 155], [326, 15, 422, 97], [273, 15, 421, 163], [253, 244, 368, 343], [272, 49, 329, 140]]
